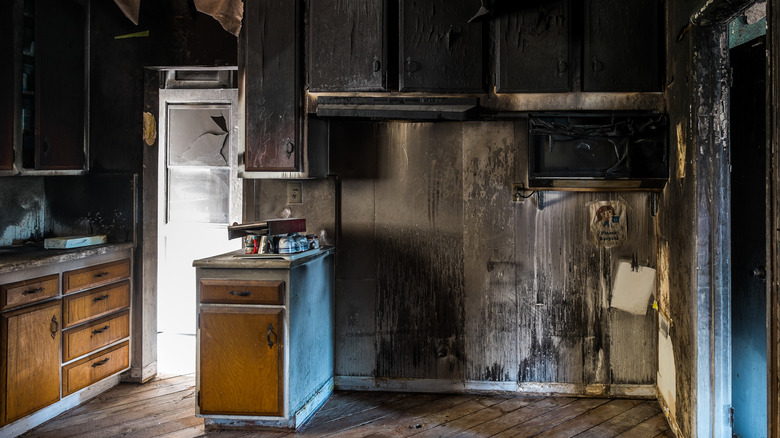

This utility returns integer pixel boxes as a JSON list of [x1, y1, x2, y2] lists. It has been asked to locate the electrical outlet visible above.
[[287, 182, 302, 204], [512, 183, 532, 202]]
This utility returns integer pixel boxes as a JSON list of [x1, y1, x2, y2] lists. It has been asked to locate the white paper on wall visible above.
[[611, 261, 656, 315], [588, 200, 627, 248]]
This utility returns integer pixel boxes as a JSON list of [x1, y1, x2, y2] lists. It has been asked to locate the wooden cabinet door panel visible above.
[[62, 310, 130, 362], [583, 0, 662, 92], [63, 259, 131, 295], [199, 307, 283, 416], [0, 300, 61, 426], [496, 0, 572, 93], [62, 341, 129, 396], [309, 0, 387, 91], [0, 1, 15, 170], [35, 0, 85, 169], [399, 0, 483, 92], [62, 281, 130, 328], [241, 0, 301, 172]]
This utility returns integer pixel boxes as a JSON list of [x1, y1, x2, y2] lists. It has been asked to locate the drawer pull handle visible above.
[[50, 315, 58, 339], [22, 287, 44, 295], [267, 324, 277, 349], [91, 358, 110, 367], [229, 290, 252, 297], [92, 294, 110, 303], [91, 325, 110, 336], [93, 271, 110, 278]]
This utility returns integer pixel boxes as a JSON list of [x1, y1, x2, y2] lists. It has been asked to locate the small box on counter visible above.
[[44, 235, 107, 249]]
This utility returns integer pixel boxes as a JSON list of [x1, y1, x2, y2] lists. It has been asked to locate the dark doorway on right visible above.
[[730, 33, 769, 438]]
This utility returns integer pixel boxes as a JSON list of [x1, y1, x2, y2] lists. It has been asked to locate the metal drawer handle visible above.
[[92, 294, 110, 303], [22, 287, 44, 295], [267, 323, 277, 349], [229, 290, 252, 297], [93, 271, 110, 278], [50, 315, 58, 339], [91, 358, 110, 368], [91, 325, 110, 336]]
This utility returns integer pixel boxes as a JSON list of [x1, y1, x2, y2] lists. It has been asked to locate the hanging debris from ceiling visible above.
[[111, 0, 243, 36]]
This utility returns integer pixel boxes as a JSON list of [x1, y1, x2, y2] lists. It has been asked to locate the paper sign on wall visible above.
[[588, 200, 627, 248]]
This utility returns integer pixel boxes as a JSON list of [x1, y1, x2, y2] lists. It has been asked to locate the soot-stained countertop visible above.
[[193, 246, 334, 270], [0, 242, 135, 275]]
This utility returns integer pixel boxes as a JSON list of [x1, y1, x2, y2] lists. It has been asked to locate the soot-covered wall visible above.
[[253, 120, 658, 394]]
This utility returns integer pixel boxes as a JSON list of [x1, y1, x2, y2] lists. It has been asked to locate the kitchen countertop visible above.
[[193, 246, 334, 270], [0, 242, 135, 275]]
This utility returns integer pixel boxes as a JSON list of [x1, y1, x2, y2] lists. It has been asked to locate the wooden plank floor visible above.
[[22, 374, 674, 438]]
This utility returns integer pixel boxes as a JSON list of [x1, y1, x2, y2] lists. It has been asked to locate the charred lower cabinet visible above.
[[195, 248, 334, 430], [399, 0, 483, 92], [584, 0, 662, 92], [308, 0, 388, 92], [240, 0, 301, 172], [496, 0, 572, 93], [34, 0, 86, 170]]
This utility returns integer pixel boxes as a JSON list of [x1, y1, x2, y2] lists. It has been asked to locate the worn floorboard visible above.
[[22, 374, 673, 437]]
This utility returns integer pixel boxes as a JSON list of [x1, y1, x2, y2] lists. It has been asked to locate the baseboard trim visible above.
[[335, 376, 656, 398]]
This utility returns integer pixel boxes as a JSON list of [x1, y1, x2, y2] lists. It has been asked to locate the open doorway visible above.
[[151, 69, 242, 376], [729, 11, 769, 438]]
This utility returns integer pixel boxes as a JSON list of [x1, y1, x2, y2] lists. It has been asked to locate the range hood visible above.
[[316, 96, 479, 121]]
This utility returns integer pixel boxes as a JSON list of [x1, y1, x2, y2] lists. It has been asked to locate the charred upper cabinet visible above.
[[308, 0, 388, 92], [583, 0, 662, 92], [240, 0, 301, 172], [33, 0, 86, 170], [496, 0, 572, 93], [1, 2, 15, 170], [399, 0, 483, 92]]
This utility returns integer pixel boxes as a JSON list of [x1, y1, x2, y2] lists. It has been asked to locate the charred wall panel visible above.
[[0, 178, 45, 246], [374, 122, 465, 379], [462, 121, 518, 382]]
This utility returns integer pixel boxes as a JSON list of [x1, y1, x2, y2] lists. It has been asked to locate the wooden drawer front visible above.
[[62, 281, 130, 328], [200, 279, 284, 305], [62, 341, 129, 396], [0, 274, 59, 311], [63, 259, 131, 294], [62, 310, 130, 362]]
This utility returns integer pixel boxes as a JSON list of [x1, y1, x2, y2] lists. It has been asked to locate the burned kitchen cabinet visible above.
[[308, 0, 388, 92], [240, 0, 301, 172], [399, 0, 483, 92], [2, 0, 87, 175], [496, 0, 573, 93], [1, 2, 15, 170], [583, 0, 662, 92]]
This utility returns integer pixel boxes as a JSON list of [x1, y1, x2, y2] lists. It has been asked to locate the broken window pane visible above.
[[167, 104, 230, 167]]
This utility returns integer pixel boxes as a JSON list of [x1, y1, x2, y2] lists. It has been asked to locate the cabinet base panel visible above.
[[0, 374, 121, 438], [335, 376, 656, 398], [202, 377, 333, 431]]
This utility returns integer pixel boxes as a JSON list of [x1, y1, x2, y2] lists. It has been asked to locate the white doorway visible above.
[[155, 82, 241, 375]]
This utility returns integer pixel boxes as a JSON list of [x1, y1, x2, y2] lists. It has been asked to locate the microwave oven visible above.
[[527, 113, 669, 190]]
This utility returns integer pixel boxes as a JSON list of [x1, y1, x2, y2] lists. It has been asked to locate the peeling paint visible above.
[[676, 122, 687, 180]]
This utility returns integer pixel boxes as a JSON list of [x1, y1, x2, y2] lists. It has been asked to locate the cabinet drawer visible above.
[[62, 341, 129, 396], [0, 274, 59, 311], [63, 259, 131, 294], [62, 281, 130, 328], [62, 310, 130, 362], [200, 279, 284, 305]]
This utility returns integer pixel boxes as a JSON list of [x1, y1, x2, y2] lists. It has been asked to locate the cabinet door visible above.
[[399, 0, 483, 92], [583, 0, 662, 92], [241, 0, 301, 172], [35, 0, 85, 170], [199, 306, 284, 416], [309, 0, 387, 92], [0, 300, 61, 426], [496, 0, 572, 93], [0, 1, 17, 170]]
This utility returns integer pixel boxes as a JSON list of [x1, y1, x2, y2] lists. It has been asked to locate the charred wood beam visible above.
[[691, 0, 759, 26]]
